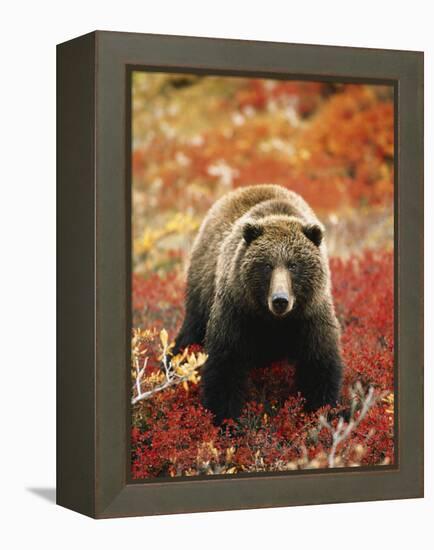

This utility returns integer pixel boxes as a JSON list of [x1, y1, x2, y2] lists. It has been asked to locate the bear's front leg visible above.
[[201, 354, 249, 425], [174, 291, 208, 354], [295, 306, 343, 411]]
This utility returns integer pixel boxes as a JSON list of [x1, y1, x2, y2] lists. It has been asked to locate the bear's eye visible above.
[[263, 263, 273, 272], [287, 261, 297, 271]]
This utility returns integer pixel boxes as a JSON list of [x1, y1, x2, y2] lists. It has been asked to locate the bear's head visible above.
[[240, 215, 327, 318]]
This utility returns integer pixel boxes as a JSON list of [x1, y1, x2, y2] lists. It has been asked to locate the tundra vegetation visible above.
[[131, 74, 394, 478]]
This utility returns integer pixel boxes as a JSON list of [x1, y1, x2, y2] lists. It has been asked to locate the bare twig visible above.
[[319, 385, 376, 468], [131, 329, 207, 405]]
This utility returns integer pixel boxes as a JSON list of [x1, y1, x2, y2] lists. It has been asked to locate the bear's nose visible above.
[[272, 293, 289, 314]]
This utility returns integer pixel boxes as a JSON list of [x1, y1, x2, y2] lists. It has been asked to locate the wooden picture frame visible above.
[[57, 31, 424, 518]]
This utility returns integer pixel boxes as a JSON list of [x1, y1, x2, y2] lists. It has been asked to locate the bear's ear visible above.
[[303, 223, 323, 247], [243, 222, 264, 245]]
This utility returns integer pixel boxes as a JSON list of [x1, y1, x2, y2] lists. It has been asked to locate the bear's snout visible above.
[[268, 266, 294, 317]]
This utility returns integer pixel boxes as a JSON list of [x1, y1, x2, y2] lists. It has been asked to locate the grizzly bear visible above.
[[175, 184, 343, 424]]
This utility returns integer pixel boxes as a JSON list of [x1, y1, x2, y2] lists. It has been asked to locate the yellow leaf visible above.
[[160, 329, 168, 349], [175, 348, 189, 363], [176, 365, 187, 376], [189, 373, 198, 384], [187, 354, 197, 368], [196, 352, 208, 367], [226, 446, 235, 462]]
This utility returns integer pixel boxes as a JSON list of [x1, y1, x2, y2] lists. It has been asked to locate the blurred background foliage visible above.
[[132, 73, 393, 278]]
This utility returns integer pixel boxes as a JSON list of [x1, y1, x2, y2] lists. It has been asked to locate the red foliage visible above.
[[132, 271, 184, 330], [131, 250, 394, 478], [332, 250, 394, 392], [132, 388, 219, 478]]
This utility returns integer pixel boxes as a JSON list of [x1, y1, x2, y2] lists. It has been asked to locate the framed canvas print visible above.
[[57, 31, 424, 518]]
